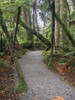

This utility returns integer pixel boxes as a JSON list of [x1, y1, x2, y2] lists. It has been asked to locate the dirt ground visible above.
[[53, 53, 75, 87], [0, 54, 19, 100]]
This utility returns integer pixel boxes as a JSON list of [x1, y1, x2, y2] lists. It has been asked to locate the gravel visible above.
[[19, 51, 75, 100]]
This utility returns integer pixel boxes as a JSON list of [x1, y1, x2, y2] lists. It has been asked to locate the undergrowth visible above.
[[42, 49, 75, 68], [15, 48, 25, 58], [14, 48, 28, 92], [42, 49, 75, 87]]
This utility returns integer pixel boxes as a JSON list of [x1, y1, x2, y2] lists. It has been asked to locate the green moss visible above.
[[13, 50, 27, 93], [15, 81, 28, 93], [48, 62, 55, 70], [42, 51, 47, 56], [42, 52, 55, 70], [0, 52, 4, 56], [20, 18, 51, 48], [42, 50, 51, 65], [43, 54, 50, 65], [34, 42, 46, 50], [42, 50, 57, 70], [19, 40, 27, 44], [55, 13, 75, 46], [63, 51, 75, 57], [21, 41, 33, 49], [16, 49, 25, 58], [42, 50, 51, 56], [15, 60, 28, 92]]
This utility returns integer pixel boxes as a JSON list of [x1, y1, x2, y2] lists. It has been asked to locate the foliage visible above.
[[15, 48, 25, 58], [42, 50, 51, 65], [0, 61, 9, 68], [0, 0, 75, 97], [0, 52, 4, 56], [15, 81, 28, 93], [17, 26, 28, 44], [15, 60, 28, 92], [63, 51, 75, 57]]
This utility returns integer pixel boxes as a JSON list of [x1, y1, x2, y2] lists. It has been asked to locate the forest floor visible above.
[[42, 50, 75, 87], [0, 54, 22, 100], [19, 51, 75, 100]]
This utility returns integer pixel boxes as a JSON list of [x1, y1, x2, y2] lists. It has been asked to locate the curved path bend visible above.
[[19, 51, 75, 100]]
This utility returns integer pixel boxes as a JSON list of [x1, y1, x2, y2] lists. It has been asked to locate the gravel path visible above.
[[19, 51, 75, 100]]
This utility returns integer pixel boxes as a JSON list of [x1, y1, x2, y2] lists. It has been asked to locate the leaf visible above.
[[38, 95, 44, 98], [21, 93, 27, 96], [33, 96, 37, 100], [53, 96, 64, 100]]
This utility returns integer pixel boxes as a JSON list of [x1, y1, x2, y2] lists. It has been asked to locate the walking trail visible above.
[[19, 51, 75, 100]]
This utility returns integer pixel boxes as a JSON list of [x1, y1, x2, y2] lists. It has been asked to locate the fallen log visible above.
[[21, 41, 33, 49], [20, 18, 51, 48]]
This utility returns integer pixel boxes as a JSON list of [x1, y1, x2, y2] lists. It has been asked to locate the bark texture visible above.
[[55, 0, 60, 48], [55, 13, 75, 47], [0, 10, 27, 91], [20, 18, 51, 48], [69, 20, 75, 26], [48, 3, 75, 47], [61, 0, 68, 45], [22, 8, 33, 41]]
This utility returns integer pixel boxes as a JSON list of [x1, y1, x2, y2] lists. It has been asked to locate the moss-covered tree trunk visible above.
[[20, 18, 51, 48], [55, 0, 60, 48], [35, 0, 39, 33], [0, 33, 3, 52], [0, 10, 27, 91], [22, 8, 33, 42], [14, 7, 21, 47], [55, 13, 75, 47], [61, 0, 68, 45], [71, 0, 75, 10], [48, 2, 75, 47]]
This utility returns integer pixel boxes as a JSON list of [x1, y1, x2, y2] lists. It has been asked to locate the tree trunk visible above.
[[55, 0, 60, 48], [48, 3, 75, 47], [35, 0, 39, 33], [20, 18, 51, 48], [22, 8, 33, 42], [14, 7, 21, 47], [55, 13, 75, 47], [0, 33, 3, 52], [29, 10, 32, 26], [33, 4, 35, 30], [10, 17, 14, 43], [0, 10, 26, 90], [61, 0, 68, 45], [71, 0, 75, 10], [50, 0, 55, 68]]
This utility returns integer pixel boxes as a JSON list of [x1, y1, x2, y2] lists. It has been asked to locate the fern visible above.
[[0, 52, 4, 56], [70, 11, 75, 20], [0, 0, 31, 12], [0, 61, 9, 68], [63, 51, 75, 57]]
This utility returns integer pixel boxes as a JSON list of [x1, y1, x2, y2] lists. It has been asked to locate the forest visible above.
[[0, 0, 75, 100]]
